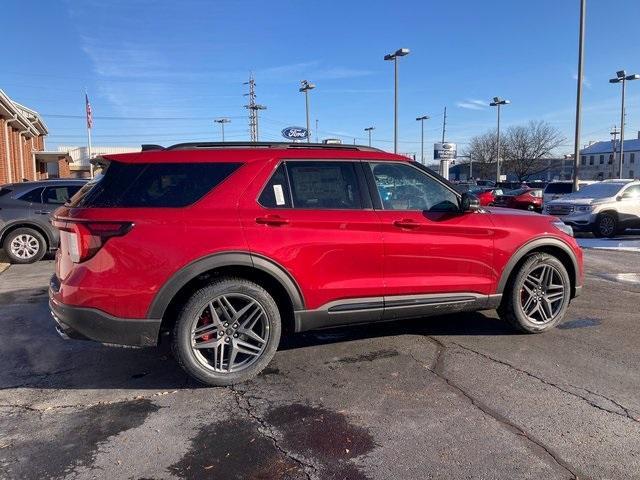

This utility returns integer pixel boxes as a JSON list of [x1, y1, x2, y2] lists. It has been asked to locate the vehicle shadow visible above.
[[0, 290, 514, 392]]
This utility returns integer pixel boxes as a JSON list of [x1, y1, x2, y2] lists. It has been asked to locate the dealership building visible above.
[[0, 89, 72, 184]]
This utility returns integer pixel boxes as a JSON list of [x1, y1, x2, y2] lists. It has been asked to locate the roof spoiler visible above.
[[141, 144, 165, 152]]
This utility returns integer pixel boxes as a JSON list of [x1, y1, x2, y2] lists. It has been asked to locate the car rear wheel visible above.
[[498, 253, 571, 333], [172, 278, 281, 386], [3, 228, 47, 264], [593, 213, 617, 238]]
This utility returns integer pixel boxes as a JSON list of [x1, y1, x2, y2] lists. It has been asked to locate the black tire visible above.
[[593, 213, 618, 238], [497, 253, 571, 333], [3, 228, 47, 264], [172, 277, 281, 386]]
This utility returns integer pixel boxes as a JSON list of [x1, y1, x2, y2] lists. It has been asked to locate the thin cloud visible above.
[[573, 73, 592, 88], [456, 99, 487, 110]]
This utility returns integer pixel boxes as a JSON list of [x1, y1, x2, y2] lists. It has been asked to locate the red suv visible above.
[[50, 143, 583, 386]]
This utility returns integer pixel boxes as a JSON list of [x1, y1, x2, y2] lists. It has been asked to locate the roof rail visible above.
[[158, 141, 384, 153]]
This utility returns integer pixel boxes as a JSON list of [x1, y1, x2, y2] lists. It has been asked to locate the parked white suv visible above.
[[544, 179, 640, 237], [543, 180, 594, 206]]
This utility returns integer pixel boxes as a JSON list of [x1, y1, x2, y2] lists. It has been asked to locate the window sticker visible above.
[[273, 184, 285, 205]]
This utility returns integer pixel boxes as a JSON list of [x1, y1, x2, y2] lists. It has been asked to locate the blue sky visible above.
[[3, 0, 640, 160]]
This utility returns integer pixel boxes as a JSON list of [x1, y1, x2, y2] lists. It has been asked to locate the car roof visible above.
[[1, 179, 87, 189], [100, 142, 409, 164]]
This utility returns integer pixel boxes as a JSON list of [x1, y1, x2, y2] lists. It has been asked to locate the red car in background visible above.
[[493, 188, 544, 212], [468, 187, 505, 206]]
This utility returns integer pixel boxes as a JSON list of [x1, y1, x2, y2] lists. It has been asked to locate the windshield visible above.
[[544, 183, 572, 194], [565, 183, 623, 199]]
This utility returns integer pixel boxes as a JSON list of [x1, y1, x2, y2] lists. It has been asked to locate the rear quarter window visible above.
[[71, 161, 242, 208]]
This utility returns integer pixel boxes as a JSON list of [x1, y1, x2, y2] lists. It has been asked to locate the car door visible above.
[[0, 186, 43, 233], [617, 184, 640, 227], [239, 159, 384, 328], [364, 161, 495, 319], [37, 185, 83, 246]]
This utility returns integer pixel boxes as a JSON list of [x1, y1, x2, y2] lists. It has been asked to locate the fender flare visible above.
[[496, 237, 579, 294], [146, 251, 304, 319]]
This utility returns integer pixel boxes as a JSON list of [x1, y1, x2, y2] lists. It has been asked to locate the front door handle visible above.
[[393, 219, 420, 229], [34, 210, 51, 215], [256, 215, 289, 226]]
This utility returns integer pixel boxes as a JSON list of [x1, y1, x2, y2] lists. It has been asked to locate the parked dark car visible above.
[[0, 179, 87, 263]]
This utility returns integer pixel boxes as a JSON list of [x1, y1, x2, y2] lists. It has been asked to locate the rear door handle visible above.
[[393, 219, 420, 229], [256, 215, 289, 226], [34, 210, 51, 215]]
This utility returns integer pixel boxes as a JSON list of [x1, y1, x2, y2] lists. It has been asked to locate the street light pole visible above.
[[416, 115, 430, 164], [610, 70, 639, 178], [384, 48, 410, 153], [299, 80, 316, 143], [214, 118, 230, 142], [364, 126, 375, 147], [490, 97, 510, 183], [572, 0, 586, 191]]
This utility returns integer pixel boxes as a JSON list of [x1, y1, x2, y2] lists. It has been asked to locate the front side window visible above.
[[369, 162, 459, 212], [286, 161, 362, 209]]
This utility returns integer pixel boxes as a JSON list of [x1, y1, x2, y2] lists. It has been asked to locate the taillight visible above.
[[53, 220, 133, 263]]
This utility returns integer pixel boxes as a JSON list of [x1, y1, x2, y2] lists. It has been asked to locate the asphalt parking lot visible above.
[[1, 248, 639, 480]]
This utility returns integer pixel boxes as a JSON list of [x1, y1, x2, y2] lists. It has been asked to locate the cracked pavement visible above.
[[1, 249, 639, 479]]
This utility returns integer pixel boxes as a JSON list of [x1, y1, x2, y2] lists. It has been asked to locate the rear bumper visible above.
[[49, 279, 160, 347]]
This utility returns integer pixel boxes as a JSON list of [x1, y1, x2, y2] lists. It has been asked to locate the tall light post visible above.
[[416, 115, 430, 164], [384, 48, 410, 153], [572, 0, 586, 191], [214, 118, 230, 142], [609, 70, 639, 178], [364, 126, 375, 147], [489, 97, 510, 182], [299, 80, 315, 143]]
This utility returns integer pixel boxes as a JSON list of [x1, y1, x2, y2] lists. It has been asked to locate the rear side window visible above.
[[43, 185, 82, 205], [72, 162, 241, 208], [286, 161, 362, 209], [18, 187, 44, 203], [258, 163, 292, 208]]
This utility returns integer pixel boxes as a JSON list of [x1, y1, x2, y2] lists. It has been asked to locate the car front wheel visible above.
[[172, 277, 281, 386], [593, 213, 617, 238], [498, 253, 571, 333], [3, 228, 47, 264]]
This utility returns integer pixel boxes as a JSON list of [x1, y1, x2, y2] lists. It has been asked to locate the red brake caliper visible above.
[[199, 310, 213, 341]]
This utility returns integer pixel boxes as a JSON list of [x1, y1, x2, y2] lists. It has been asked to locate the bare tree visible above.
[[502, 121, 565, 181], [465, 121, 565, 181]]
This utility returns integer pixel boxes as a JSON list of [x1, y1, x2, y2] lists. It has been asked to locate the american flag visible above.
[[85, 93, 93, 129]]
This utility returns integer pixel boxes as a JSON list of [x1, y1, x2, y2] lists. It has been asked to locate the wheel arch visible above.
[[148, 252, 304, 341], [497, 238, 579, 298], [0, 222, 53, 250]]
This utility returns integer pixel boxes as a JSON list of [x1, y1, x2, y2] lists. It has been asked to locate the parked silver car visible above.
[[544, 179, 640, 237], [0, 179, 87, 263]]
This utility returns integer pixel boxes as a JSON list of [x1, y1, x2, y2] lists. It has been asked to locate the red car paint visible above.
[[50, 146, 582, 341], [493, 188, 543, 212]]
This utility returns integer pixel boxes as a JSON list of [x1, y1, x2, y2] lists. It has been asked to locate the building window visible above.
[[630, 170, 635, 178], [608, 154, 614, 164], [589, 156, 594, 165], [581, 155, 586, 166], [631, 153, 635, 164]]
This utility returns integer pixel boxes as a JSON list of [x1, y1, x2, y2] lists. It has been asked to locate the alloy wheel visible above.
[[10, 234, 39, 260], [519, 264, 567, 324], [189, 293, 269, 373], [599, 215, 615, 237]]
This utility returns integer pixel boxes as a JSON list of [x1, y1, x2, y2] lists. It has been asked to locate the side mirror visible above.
[[461, 192, 481, 212]]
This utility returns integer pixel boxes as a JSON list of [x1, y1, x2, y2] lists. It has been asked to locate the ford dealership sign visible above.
[[282, 126, 309, 140]]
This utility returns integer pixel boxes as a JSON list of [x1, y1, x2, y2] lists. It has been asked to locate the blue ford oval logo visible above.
[[282, 127, 308, 140]]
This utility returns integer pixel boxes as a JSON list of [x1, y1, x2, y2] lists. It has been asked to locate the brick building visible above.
[[0, 89, 71, 185]]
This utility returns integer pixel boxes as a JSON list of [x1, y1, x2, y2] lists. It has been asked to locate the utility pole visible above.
[[572, 0, 586, 191], [214, 118, 230, 142], [610, 125, 620, 178], [244, 74, 267, 142], [299, 80, 316, 142], [315, 119, 318, 143], [384, 48, 410, 153], [364, 126, 375, 147], [416, 115, 429, 164]]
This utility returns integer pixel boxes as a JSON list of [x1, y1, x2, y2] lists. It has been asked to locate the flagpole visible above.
[[87, 126, 93, 178], [85, 89, 94, 178]]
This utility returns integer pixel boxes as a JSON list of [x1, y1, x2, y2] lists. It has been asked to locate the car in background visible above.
[[475, 180, 495, 187], [496, 181, 527, 191], [544, 179, 640, 237], [468, 186, 504, 206], [493, 187, 544, 212], [543, 180, 594, 206], [0, 179, 87, 263]]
